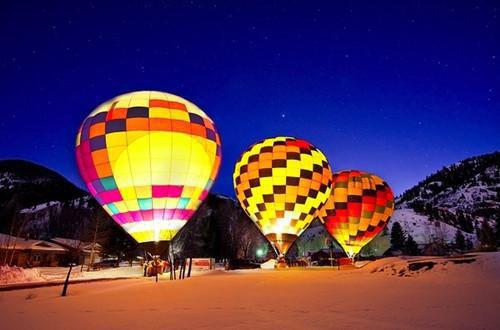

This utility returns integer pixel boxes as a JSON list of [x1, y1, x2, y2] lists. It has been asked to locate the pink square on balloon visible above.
[[130, 211, 143, 222], [152, 185, 183, 198], [99, 189, 122, 203], [142, 210, 153, 221]]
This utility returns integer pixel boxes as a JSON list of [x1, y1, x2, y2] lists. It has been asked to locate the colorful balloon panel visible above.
[[318, 170, 394, 258], [76, 91, 221, 243], [233, 137, 332, 255]]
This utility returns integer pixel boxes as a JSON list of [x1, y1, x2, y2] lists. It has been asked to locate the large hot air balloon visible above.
[[318, 170, 394, 258], [233, 137, 332, 256], [76, 91, 221, 251]]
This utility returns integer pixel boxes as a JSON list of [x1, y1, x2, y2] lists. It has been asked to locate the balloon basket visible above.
[[276, 256, 289, 269]]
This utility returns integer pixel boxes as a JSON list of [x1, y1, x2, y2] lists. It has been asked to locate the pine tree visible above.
[[390, 222, 406, 251], [404, 234, 420, 255], [495, 218, 500, 247], [454, 230, 466, 251], [477, 220, 497, 251], [465, 237, 473, 251]]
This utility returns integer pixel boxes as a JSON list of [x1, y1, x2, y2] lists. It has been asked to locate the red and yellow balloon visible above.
[[318, 170, 394, 258], [76, 91, 221, 244]]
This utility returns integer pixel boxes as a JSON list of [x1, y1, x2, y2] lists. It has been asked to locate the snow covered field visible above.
[[1, 253, 499, 330], [0, 265, 145, 286]]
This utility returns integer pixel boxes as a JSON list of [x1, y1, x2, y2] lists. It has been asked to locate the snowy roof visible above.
[[0, 233, 67, 252], [50, 237, 102, 252]]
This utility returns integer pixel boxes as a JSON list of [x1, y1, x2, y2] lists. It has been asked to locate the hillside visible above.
[[0, 160, 98, 240], [392, 151, 499, 245]]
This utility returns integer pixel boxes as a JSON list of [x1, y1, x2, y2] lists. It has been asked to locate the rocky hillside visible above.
[[392, 151, 499, 244]]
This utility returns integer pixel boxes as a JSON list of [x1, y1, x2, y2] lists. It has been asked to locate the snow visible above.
[[0, 266, 144, 285], [36, 265, 144, 282], [0, 265, 46, 284], [260, 259, 276, 269], [0, 265, 213, 286], [0, 233, 67, 252], [0, 253, 499, 329], [390, 208, 476, 244], [20, 201, 60, 214]]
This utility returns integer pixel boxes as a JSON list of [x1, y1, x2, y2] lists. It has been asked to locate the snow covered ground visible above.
[[0, 253, 499, 329], [0, 266, 46, 285], [390, 208, 476, 244], [0, 265, 144, 285], [1, 265, 215, 287]]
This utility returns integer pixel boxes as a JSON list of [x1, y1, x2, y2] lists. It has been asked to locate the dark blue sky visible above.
[[1, 1, 499, 196]]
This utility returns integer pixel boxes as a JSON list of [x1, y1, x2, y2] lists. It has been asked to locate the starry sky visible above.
[[1, 1, 499, 197]]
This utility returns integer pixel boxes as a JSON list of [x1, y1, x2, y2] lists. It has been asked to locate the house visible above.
[[50, 237, 102, 266], [0, 233, 67, 267]]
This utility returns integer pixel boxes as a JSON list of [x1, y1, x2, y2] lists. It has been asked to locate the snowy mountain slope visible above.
[[390, 208, 476, 245], [396, 152, 499, 234], [0, 160, 99, 240]]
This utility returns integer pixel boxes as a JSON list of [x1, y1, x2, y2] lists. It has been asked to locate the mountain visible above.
[[391, 151, 500, 245], [0, 159, 86, 206], [0, 160, 269, 260], [0, 160, 100, 240]]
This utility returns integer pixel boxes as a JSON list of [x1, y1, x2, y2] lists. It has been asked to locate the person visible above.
[[151, 257, 160, 277], [143, 260, 148, 277], [162, 259, 168, 273]]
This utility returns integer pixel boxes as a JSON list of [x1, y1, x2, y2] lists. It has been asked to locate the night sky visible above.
[[1, 1, 499, 197]]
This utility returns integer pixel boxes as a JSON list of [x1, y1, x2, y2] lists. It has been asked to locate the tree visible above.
[[454, 230, 466, 251], [390, 222, 406, 251], [465, 237, 474, 251], [495, 218, 500, 247], [361, 230, 390, 257], [477, 220, 497, 251], [101, 226, 138, 264], [404, 234, 420, 255]]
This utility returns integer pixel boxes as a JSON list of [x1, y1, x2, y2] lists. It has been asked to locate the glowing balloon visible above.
[[233, 137, 332, 256], [76, 91, 221, 244], [318, 170, 394, 258]]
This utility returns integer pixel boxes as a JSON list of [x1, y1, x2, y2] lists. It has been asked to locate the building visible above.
[[50, 237, 102, 266], [0, 233, 67, 267]]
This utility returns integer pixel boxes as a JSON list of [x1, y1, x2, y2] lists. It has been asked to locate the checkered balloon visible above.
[[318, 170, 394, 258], [233, 137, 333, 255], [76, 91, 221, 244]]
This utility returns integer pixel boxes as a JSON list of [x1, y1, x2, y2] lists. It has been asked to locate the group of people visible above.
[[143, 257, 170, 277]]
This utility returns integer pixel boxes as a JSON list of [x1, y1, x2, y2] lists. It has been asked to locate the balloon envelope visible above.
[[76, 91, 221, 244], [233, 137, 332, 255], [318, 170, 394, 258]]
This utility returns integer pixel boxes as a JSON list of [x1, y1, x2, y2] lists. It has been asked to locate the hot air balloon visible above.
[[233, 137, 332, 257], [318, 170, 394, 259], [75, 91, 221, 253]]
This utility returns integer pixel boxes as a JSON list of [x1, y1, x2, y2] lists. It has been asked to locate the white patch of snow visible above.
[[20, 201, 61, 214], [390, 208, 476, 245], [0, 265, 47, 284]]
